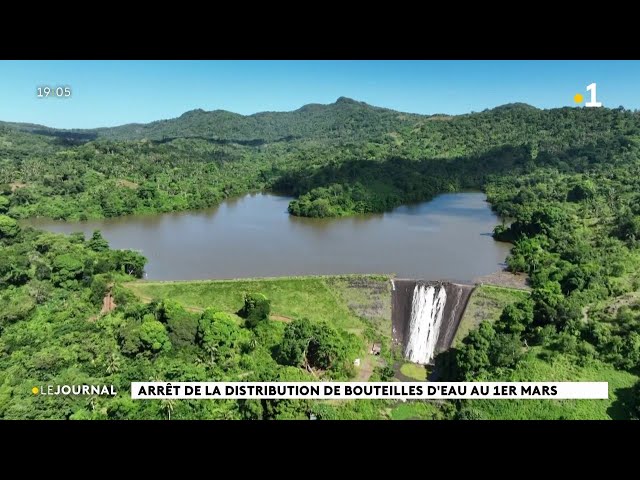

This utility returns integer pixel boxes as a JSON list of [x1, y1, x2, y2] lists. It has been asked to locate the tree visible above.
[[51, 253, 86, 286], [112, 250, 146, 278], [488, 333, 522, 368], [279, 318, 351, 373], [0, 250, 30, 287], [88, 230, 110, 252], [279, 318, 315, 368], [307, 323, 349, 370], [567, 180, 596, 202], [374, 365, 395, 381], [27, 279, 52, 304], [0, 196, 9, 214], [498, 298, 534, 334], [118, 315, 171, 356], [453, 321, 495, 379], [197, 309, 244, 360], [156, 300, 199, 347], [531, 282, 565, 327], [0, 215, 19, 239], [238, 293, 271, 328], [139, 314, 172, 354], [161, 398, 176, 420], [0, 288, 36, 327], [118, 320, 144, 356], [631, 382, 640, 420], [455, 404, 485, 420], [105, 352, 121, 375], [90, 275, 109, 306], [614, 211, 640, 245]]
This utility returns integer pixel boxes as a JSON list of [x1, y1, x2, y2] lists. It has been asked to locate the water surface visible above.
[[25, 192, 511, 282]]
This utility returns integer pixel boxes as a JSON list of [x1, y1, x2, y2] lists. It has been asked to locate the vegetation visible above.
[[2, 98, 640, 418], [124, 275, 391, 333], [435, 138, 640, 419], [390, 401, 449, 420], [399, 362, 427, 381], [238, 293, 271, 328], [455, 285, 530, 345], [456, 347, 639, 420], [3, 100, 638, 221]]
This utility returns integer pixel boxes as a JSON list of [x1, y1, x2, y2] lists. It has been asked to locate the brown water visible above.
[[24, 192, 511, 282]]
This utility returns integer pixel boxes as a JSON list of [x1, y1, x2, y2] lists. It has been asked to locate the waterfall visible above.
[[403, 283, 447, 365], [392, 279, 474, 366]]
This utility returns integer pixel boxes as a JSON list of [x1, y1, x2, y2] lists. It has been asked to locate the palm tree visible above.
[[204, 344, 218, 365], [86, 395, 98, 412], [106, 352, 121, 375], [146, 374, 175, 420], [161, 399, 176, 420]]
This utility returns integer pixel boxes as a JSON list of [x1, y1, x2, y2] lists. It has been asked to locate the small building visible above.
[[353, 358, 361, 367], [370, 343, 382, 355]]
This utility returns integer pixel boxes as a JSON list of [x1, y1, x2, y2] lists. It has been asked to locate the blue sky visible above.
[[1, 60, 638, 129]]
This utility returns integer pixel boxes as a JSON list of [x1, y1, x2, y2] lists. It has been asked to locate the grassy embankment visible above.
[[124, 274, 391, 336], [125, 274, 395, 389]]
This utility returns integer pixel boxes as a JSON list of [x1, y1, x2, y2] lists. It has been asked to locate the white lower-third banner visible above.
[[131, 382, 608, 400]]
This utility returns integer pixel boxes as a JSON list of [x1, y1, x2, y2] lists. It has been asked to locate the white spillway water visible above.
[[404, 284, 447, 365]]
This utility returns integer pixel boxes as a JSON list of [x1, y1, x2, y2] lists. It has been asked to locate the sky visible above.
[[0, 60, 639, 129]]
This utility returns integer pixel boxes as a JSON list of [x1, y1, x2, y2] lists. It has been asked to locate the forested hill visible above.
[[1, 99, 639, 221], [1, 97, 424, 143]]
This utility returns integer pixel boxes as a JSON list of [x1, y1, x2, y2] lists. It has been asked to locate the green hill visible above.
[[2, 97, 423, 143], [2, 99, 639, 221]]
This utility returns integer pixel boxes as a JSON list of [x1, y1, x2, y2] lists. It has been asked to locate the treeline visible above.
[[280, 107, 640, 218], [3, 102, 639, 221]]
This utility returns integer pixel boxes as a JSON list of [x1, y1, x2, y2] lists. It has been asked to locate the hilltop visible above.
[[1, 97, 424, 143]]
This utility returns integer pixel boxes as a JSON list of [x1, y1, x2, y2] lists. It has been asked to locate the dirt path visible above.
[[100, 284, 116, 314], [355, 354, 376, 381], [473, 270, 530, 290]]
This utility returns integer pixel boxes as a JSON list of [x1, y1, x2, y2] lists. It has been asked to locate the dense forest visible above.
[[0, 222, 368, 419], [1, 98, 640, 419], [2, 99, 637, 221]]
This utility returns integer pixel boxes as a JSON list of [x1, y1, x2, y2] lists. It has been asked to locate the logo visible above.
[[32, 385, 117, 396]]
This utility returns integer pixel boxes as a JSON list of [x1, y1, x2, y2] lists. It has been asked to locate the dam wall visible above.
[[391, 279, 474, 365]]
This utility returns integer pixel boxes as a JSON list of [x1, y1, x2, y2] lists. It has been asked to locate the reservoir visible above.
[[24, 192, 511, 282]]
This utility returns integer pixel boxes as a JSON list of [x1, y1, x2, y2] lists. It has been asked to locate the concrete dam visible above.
[[392, 279, 474, 365]]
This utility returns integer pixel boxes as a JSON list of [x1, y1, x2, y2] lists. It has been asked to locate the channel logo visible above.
[[32, 385, 117, 396]]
